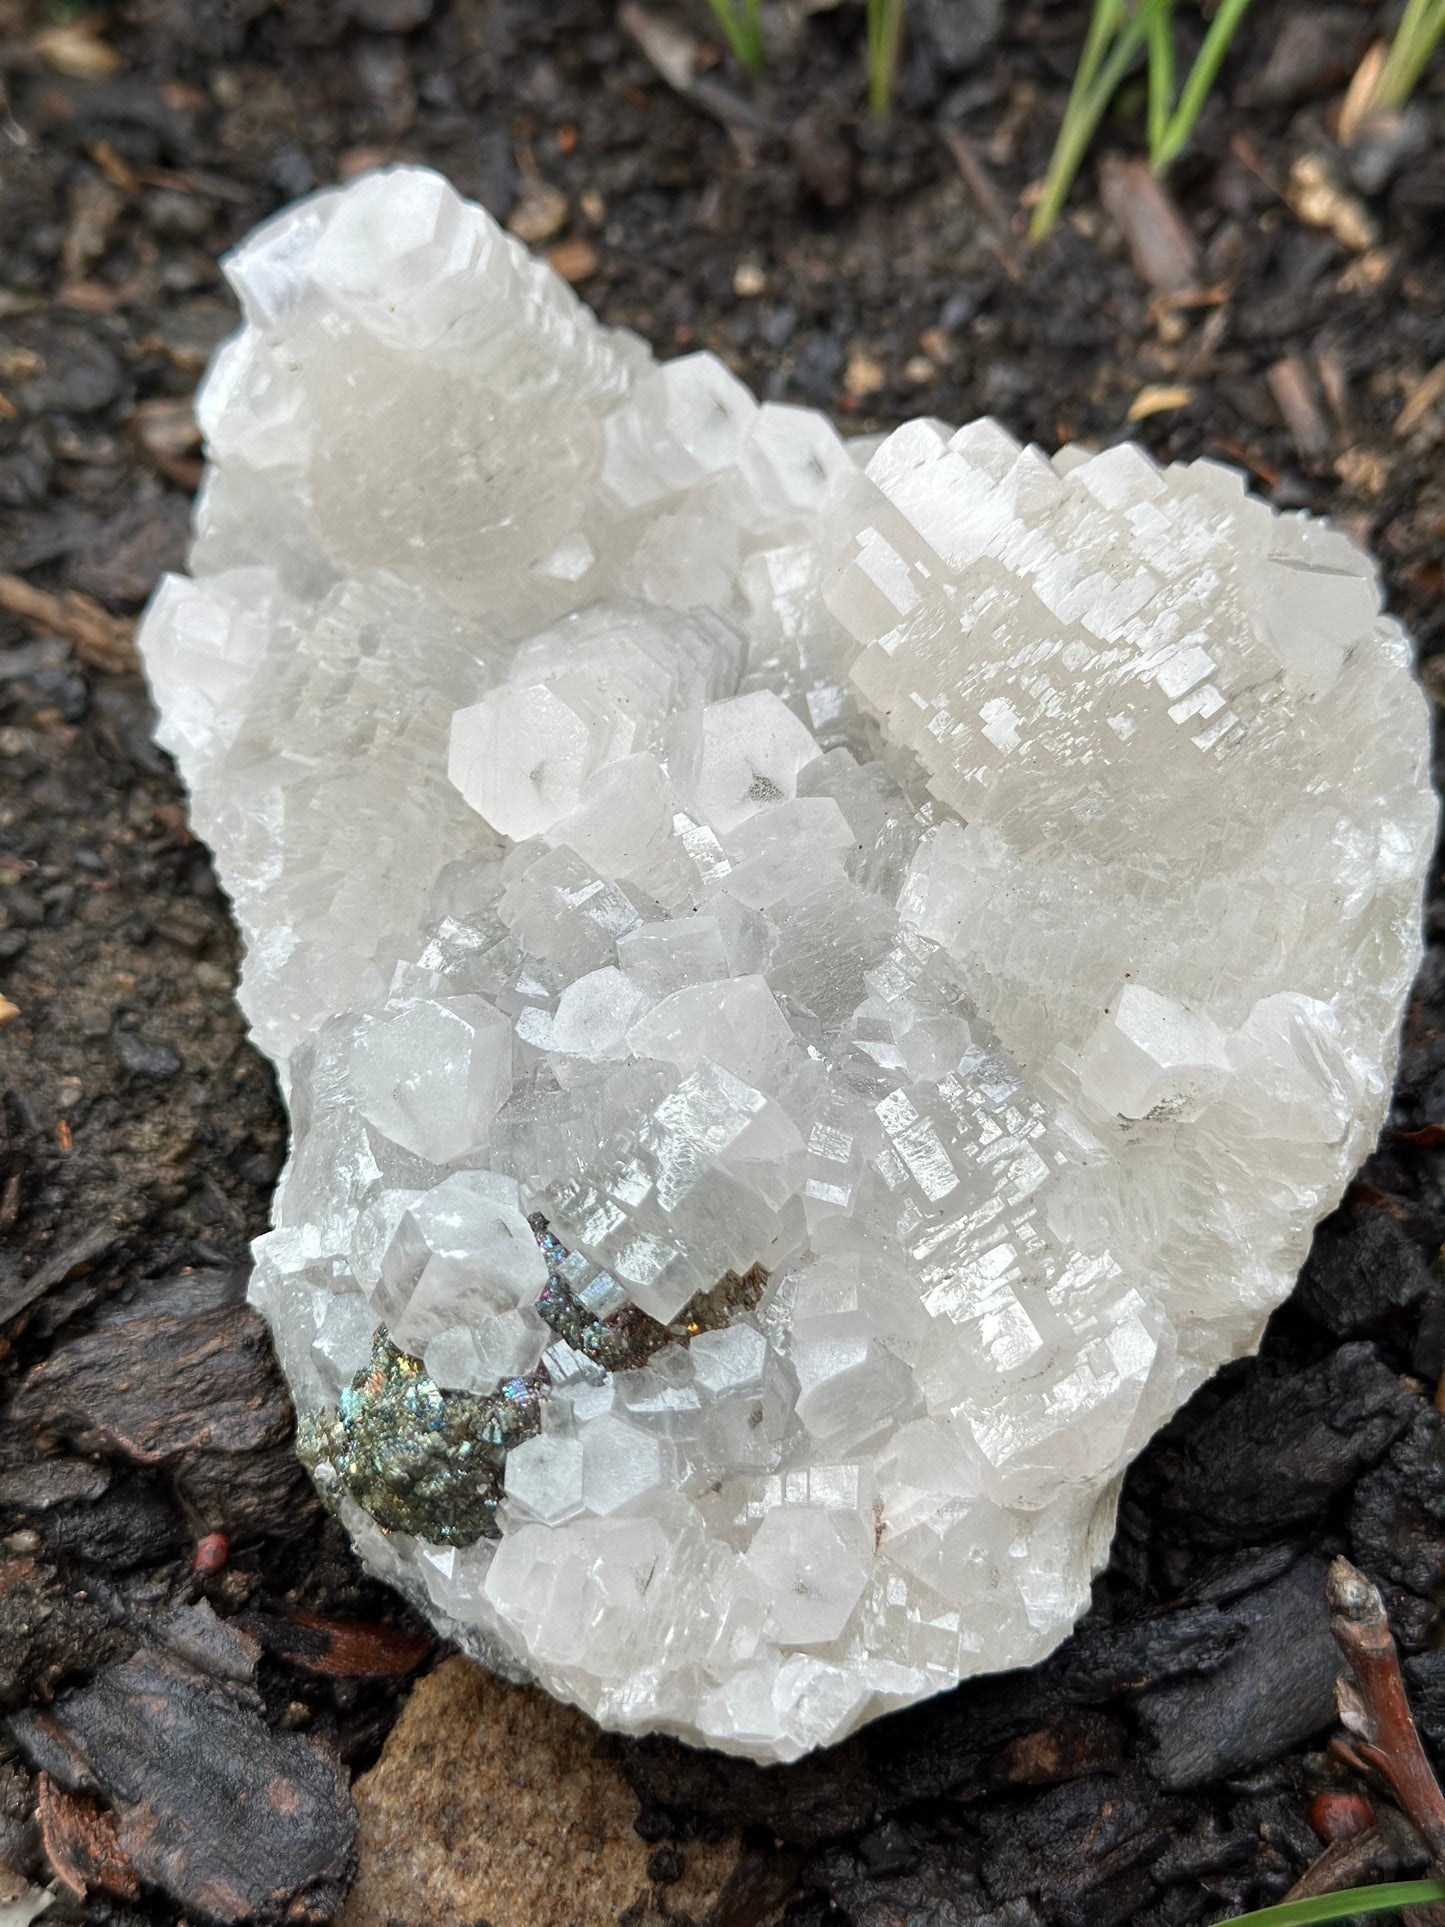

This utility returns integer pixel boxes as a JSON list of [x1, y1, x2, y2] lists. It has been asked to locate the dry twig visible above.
[[1281, 1558, 1445, 1921], [1327, 1558, 1445, 1868], [940, 127, 1023, 280], [1285, 1804, 1422, 1902], [0, 573, 137, 674]]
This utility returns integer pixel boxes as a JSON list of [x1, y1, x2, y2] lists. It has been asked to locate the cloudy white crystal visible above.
[[137, 166, 1435, 1763]]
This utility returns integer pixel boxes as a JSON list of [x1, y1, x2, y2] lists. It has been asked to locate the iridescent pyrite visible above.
[[298, 1216, 766, 1544], [297, 1334, 547, 1544]]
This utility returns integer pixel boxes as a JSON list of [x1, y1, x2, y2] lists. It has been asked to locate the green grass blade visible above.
[[866, 0, 908, 119], [1146, 1, 1176, 157], [1377, 0, 1445, 107], [703, 0, 764, 73], [1212, 1879, 1445, 1927], [1075, 0, 1130, 100], [1030, 0, 1168, 239], [1152, 0, 1255, 169]]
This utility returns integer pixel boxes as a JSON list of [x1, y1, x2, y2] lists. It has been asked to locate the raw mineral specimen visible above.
[[136, 167, 1435, 1762]]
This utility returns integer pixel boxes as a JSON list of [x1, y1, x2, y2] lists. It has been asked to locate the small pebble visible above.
[[547, 239, 598, 284], [508, 182, 568, 246], [843, 345, 887, 399], [1306, 1789, 1374, 1844], [193, 1532, 230, 1575], [4, 1529, 42, 1554], [115, 1033, 182, 1078]]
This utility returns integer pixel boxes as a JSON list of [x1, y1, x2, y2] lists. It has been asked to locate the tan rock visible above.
[[341, 1657, 745, 1927]]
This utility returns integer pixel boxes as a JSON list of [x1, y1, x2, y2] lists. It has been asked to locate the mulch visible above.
[[0, 0, 1443, 1920]]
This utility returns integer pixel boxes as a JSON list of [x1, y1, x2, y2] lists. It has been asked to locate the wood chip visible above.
[[1395, 360, 1445, 439], [54, 280, 124, 315], [128, 396, 202, 488], [0, 1224, 122, 1328], [10, 1302, 292, 1464], [15, 1648, 355, 1924], [88, 141, 141, 195], [1127, 384, 1194, 422], [1335, 444, 1390, 498], [1099, 156, 1199, 296], [136, 165, 255, 206], [1316, 347, 1351, 430], [1337, 248, 1395, 293], [0, 995, 17, 1027], [32, 23, 121, 79], [1289, 154, 1380, 253], [619, 0, 703, 93], [0, 574, 136, 674], [1268, 355, 1331, 461]]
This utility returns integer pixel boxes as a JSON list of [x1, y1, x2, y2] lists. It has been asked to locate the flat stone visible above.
[[341, 1656, 745, 1927]]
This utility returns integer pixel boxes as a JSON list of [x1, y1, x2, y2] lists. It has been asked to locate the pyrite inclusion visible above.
[[136, 167, 1435, 1762]]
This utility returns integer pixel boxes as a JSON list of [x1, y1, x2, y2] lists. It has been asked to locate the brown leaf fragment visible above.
[[1099, 157, 1199, 296], [1396, 361, 1445, 440], [36, 1773, 140, 1902], [251, 1610, 433, 1679], [0, 573, 136, 674], [128, 396, 203, 489]]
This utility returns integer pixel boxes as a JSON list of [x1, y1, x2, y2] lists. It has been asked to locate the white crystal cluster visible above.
[[136, 167, 1434, 1762]]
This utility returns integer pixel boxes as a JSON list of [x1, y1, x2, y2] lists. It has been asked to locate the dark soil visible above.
[[1, 0, 1443, 1920]]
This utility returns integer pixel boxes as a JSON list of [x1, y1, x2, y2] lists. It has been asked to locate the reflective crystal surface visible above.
[[137, 167, 1435, 1762]]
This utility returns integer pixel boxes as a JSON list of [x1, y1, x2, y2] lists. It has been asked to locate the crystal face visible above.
[[135, 166, 1435, 1763]]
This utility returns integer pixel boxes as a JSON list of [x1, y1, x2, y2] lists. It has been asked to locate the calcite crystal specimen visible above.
[[137, 167, 1435, 1762]]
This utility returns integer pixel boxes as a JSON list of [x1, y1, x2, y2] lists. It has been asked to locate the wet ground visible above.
[[1, 0, 1443, 1919]]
